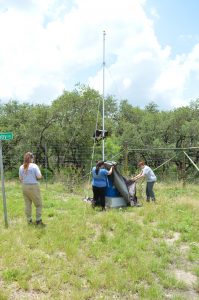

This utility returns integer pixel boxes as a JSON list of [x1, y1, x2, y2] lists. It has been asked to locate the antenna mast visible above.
[[102, 30, 106, 161]]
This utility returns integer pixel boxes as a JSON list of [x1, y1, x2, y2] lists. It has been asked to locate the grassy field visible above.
[[0, 181, 198, 300]]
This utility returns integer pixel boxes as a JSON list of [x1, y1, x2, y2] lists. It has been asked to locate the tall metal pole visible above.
[[0, 141, 8, 227], [102, 30, 106, 161], [45, 143, 48, 188]]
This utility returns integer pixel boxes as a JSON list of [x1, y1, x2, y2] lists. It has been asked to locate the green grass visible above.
[[0, 181, 198, 299]]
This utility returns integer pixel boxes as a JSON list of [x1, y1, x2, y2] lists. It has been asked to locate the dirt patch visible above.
[[165, 268, 198, 300], [53, 251, 67, 260], [10, 290, 50, 300], [90, 289, 139, 300], [165, 232, 180, 245], [180, 244, 189, 254], [0, 281, 50, 300], [165, 290, 199, 300], [174, 269, 197, 287]]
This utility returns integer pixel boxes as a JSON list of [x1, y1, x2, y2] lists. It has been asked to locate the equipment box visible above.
[[105, 196, 127, 208]]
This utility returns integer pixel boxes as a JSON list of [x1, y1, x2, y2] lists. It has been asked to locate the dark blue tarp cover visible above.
[[105, 162, 137, 205]]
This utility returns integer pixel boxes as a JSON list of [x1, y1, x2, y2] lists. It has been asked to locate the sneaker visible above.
[[36, 220, 46, 227], [27, 219, 33, 225]]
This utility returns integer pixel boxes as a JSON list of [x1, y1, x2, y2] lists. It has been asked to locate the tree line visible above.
[[0, 84, 199, 183]]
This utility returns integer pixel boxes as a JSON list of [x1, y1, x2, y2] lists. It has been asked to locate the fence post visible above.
[[182, 144, 186, 187], [45, 143, 48, 188], [0, 141, 8, 227]]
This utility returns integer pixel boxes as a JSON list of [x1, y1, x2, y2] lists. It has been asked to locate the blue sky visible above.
[[147, 0, 199, 56], [0, 0, 199, 110]]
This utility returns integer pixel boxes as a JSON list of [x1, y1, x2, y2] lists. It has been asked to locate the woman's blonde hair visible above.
[[23, 152, 34, 173], [138, 160, 145, 167]]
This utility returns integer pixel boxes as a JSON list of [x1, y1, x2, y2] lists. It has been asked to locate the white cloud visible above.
[[0, 0, 199, 109]]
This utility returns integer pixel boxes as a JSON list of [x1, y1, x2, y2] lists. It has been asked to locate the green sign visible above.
[[0, 132, 13, 141]]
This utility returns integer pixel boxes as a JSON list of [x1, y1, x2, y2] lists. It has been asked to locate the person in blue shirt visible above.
[[92, 161, 114, 210], [131, 160, 157, 202]]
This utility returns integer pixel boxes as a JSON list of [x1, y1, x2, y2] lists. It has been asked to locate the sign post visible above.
[[0, 132, 13, 227]]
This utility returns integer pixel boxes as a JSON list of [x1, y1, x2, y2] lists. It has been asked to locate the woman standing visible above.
[[19, 152, 45, 226], [92, 161, 113, 210], [131, 160, 157, 202]]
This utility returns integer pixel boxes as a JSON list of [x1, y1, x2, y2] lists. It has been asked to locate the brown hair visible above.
[[23, 152, 34, 173], [95, 160, 104, 175], [138, 160, 145, 167]]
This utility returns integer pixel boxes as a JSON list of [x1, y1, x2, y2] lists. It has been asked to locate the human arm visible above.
[[35, 165, 43, 180], [19, 167, 23, 182], [107, 166, 114, 175], [131, 171, 144, 181], [36, 174, 43, 180], [36, 169, 42, 180]]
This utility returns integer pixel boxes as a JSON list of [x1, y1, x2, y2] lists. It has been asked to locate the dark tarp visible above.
[[112, 168, 130, 203], [105, 162, 137, 206]]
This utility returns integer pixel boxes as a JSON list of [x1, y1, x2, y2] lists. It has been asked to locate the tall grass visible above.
[[0, 181, 198, 299]]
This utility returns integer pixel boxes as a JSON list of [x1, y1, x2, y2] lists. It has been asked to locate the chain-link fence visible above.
[[1, 143, 199, 189]]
